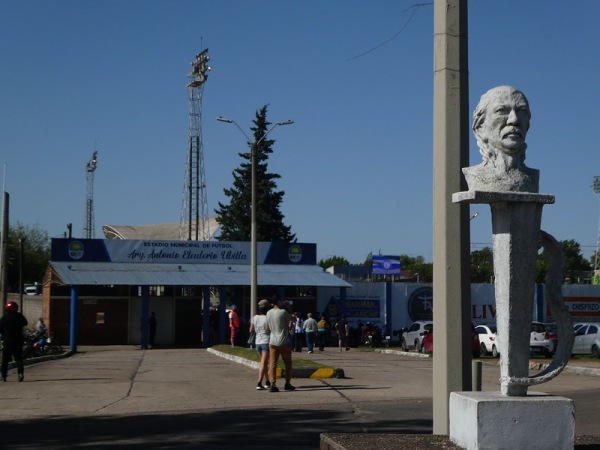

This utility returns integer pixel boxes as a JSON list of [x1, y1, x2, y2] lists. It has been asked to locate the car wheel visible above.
[[480, 343, 487, 357], [401, 338, 407, 352], [592, 345, 600, 359], [491, 345, 499, 358], [415, 339, 421, 353]]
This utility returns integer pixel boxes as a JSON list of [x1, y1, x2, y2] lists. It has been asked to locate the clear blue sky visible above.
[[1, 1, 599, 264]]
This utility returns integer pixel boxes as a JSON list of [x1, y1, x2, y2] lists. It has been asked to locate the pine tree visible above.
[[215, 105, 295, 242]]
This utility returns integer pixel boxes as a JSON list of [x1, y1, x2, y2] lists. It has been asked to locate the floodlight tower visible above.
[[593, 176, 600, 276], [83, 150, 98, 239], [180, 49, 211, 241]]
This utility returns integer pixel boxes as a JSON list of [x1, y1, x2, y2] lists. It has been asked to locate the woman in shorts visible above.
[[250, 299, 271, 390]]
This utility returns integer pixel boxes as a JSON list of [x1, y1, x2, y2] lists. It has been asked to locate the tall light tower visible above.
[[593, 176, 600, 280], [180, 49, 211, 241], [83, 150, 98, 239]]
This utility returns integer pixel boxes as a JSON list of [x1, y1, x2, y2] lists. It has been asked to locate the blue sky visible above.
[[1, 1, 599, 264]]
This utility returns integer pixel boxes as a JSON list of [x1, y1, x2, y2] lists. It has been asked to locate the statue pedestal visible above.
[[453, 190, 555, 395], [449, 391, 574, 450]]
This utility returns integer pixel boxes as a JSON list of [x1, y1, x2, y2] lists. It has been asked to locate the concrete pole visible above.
[[432, 0, 471, 434]]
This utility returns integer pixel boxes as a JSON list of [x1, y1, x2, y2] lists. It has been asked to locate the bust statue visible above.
[[463, 85, 539, 193]]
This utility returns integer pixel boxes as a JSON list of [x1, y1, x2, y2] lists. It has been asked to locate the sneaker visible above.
[[308, 351, 313, 354], [270, 385, 279, 393], [18, 374, 24, 382], [256, 382, 266, 390], [284, 383, 296, 391], [265, 380, 271, 388]]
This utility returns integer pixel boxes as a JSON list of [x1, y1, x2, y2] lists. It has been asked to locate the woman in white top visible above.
[[249, 299, 271, 390]]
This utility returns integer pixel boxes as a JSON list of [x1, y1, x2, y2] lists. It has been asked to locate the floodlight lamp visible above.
[[277, 120, 294, 126], [217, 116, 233, 123]]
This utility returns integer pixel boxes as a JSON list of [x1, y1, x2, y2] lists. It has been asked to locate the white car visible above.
[[530, 321, 555, 357], [573, 323, 600, 358], [475, 324, 499, 357], [400, 321, 433, 352]]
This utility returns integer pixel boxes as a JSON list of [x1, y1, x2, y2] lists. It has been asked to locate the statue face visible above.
[[479, 87, 530, 156]]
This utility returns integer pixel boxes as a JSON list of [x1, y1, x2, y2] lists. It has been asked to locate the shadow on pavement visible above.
[[3, 407, 432, 449]]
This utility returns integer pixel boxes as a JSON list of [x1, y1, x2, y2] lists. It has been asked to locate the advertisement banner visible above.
[[51, 239, 316, 265], [372, 256, 401, 275]]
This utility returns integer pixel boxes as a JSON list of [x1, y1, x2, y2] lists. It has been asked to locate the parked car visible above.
[[421, 328, 433, 354], [543, 322, 559, 349], [419, 324, 481, 358], [574, 322, 594, 333], [530, 321, 555, 357], [573, 323, 600, 358], [475, 324, 499, 357], [400, 321, 433, 352]]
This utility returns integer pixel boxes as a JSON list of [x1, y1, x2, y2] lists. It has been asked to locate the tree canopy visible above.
[[215, 105, 295, 243], [3, 222, 50, 292], [318, 255, 350, 269]]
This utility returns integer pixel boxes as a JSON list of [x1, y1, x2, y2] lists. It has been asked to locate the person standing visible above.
[[148, 312, 157, 348], [36, 317, 47, 336], [303, 313, 318, 354], [336, 315, 350, 352], [265, 295, 295, 393], [229, 304, 240, 347], [250, 299, 271, 390], [288, 313, 297, 350], [294, 313, 305, 352], [317, 315, 328, 351], [0, 302, 28, 382]]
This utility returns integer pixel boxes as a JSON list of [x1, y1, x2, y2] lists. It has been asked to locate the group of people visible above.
[[248, 294, 296, 392], [229, 295, 352, 392]]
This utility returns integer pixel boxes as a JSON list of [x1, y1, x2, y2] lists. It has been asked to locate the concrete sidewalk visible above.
[[1, 345, 598, 449]]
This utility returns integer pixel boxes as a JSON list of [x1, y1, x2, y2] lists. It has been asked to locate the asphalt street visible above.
[[0, 346, 598, 449]]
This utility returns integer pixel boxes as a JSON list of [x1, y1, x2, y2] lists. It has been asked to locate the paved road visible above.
[[0, 347, 598, 449]]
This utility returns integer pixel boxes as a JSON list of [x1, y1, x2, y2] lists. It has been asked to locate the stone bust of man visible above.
[[463, 85, 539, 193]]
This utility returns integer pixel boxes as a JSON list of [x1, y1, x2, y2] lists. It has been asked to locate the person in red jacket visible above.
[[0, 302, 28, 382], [228, 304, 240, 347]]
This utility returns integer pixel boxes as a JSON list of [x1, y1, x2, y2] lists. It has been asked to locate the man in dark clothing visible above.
[[0, 302, 28, 382], [148, 312, 157, 348]]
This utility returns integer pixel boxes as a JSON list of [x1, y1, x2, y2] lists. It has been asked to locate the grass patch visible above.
[[212, 345, 326, 369]]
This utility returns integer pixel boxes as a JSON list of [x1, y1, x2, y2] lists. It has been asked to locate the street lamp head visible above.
[[277, 120, 294, 126], [216, 116, 233, 123]]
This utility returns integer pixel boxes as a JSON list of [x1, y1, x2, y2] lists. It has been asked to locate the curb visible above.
[[8, 350, 73, 370], [376, 348, 431, 359], [533, 362, 600, 378], [207, 348, 344, 378], [378, 349, 600, 377]]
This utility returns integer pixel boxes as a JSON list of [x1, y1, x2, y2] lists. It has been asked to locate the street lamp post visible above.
[[217, 116, 294, 318]]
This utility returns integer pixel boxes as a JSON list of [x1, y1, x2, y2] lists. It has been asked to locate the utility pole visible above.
[[593, 176, 600, 284], [432, 0, 471, 434]]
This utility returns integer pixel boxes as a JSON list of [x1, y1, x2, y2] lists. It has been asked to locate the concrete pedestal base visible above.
[[449, 391, 574, 450]]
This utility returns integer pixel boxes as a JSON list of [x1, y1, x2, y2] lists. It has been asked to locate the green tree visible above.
[[471, 247, 494, 283], [215, 105, 295, 242], [5, 222, 50, 292], [536, 239, 591, 284], [318, 255, 350, 269]]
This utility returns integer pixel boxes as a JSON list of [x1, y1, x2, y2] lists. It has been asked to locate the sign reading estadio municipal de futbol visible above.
[[51, 239, 317, 265]]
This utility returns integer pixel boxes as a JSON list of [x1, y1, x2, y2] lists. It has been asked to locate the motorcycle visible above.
[[361, 323, 390, 348], [23, 331, 64, 358]]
